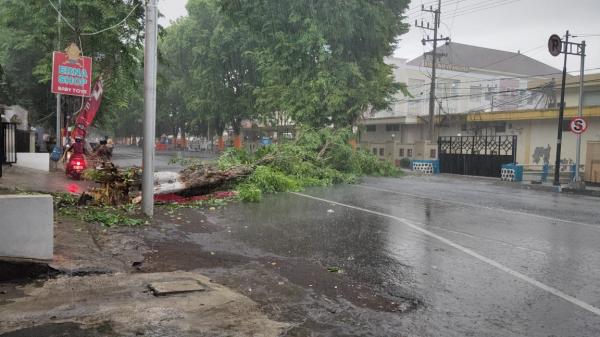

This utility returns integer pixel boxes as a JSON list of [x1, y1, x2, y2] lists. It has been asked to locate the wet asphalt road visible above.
[[111, 145, 215, 172], [201, 175, 600, 337]]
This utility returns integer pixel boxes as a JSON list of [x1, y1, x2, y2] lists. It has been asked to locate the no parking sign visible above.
[[569, 117, 588, 134]]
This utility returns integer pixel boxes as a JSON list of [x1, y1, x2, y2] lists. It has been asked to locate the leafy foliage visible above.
[[82, 208, 145, 227], [229, 128, 401, 201], [219, 0, 410, 127], [158, 0, 259, 138], [52, 192, 145, 227], [0, 0, 144, 130]]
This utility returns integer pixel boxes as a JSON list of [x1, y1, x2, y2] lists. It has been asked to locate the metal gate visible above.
[[438, 136, 517, 177], [1, 123, 17, 177]]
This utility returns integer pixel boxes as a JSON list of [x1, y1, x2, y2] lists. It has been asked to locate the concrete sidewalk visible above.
[[496, 178, 600, 197]]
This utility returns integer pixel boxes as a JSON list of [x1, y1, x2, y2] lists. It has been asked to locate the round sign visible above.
[[569, 116, 588, 134], [548, 34, 562, 57]]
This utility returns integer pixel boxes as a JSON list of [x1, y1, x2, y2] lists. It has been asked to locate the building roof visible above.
[[407, 42, 561, 77]]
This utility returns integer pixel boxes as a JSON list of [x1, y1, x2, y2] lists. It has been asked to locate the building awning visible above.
[[359, 116, 422, 125], [466, 106, 600, 122]]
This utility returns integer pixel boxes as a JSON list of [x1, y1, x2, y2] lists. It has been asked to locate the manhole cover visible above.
[[148, 279, 206, 296]]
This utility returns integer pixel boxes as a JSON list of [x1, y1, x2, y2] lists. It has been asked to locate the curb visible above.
[[496, 180, 600, 197]]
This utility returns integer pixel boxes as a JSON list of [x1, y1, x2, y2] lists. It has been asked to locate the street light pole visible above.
[[142, 0, 158, 216]]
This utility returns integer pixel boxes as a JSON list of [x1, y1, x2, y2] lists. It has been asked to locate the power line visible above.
[[402, 67, 600, 90], [47, 0, 139, 36], [81, 4, 140, 36], [442, 0, 522, 19], [394, 78, 600, 104], [48, 0, 76, 32], [410, 43, 548, 88]]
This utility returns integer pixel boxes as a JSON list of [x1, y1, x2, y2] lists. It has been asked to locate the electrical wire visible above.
[[403, 66, 600, 90], [443, 0, 522, 19], [394, 78, 600, 105], [47, 0, 139, 36], [81, 3, 140, 36], [48, 0, 76, 32]]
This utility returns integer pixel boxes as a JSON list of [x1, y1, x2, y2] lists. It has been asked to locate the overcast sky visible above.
[[158, 0, 600, 74]]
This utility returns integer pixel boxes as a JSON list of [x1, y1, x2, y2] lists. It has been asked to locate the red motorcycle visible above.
[[66, 153, 87, 180]]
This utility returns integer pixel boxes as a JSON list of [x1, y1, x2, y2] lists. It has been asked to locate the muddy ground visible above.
[[0, 200, 419, 337]]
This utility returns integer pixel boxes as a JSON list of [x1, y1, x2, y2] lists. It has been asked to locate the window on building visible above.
[[407, 149, 413, 157], [495, 123, 506, 133], [366, 125, 376, 132], [408, 99, 422, 115], [485, 83, 497, 101], [408, 78, 425, 115], [399, 148, 404, 157], [430, 149, 437, 158], [386, 124, 400, 132], [379, 148, 384, 156], [372, 148, 377, 155], [451, 80, 460, 96], [562, 122, 571, 132], [470, 85, 482, 103]]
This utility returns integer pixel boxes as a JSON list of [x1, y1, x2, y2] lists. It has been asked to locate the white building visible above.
[[361, 42, 600, 184], [361, 43, 557, 159]]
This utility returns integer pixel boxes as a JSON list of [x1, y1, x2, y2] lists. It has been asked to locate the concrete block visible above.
[[14, 153, 50, 172], [0, 194, 54, 261], [148, 279, 206, 296]]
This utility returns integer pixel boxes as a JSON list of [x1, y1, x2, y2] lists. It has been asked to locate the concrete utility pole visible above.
[[56, 0, 62, 151], [574, 40, 586, 186], [549, 31, 585, 187], [553, 31, 569, 186], [416, 0, 450, 141], [143, 0, 158, 216]]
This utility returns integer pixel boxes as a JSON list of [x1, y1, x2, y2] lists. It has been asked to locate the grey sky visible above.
[[158, 0, 600, 74]]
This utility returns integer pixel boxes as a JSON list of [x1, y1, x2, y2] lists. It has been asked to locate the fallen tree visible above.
[[83, 128, 401, 206]]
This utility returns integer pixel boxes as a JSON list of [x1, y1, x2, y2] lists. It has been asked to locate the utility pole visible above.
[[416, 0, 450, 141], [143, 0, 158, 216], [56, 0, 62, 153], [553, 30, 569, 186], [548, 31, 585, 187]]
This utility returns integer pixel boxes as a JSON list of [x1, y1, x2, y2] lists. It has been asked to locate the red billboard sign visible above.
[[51, 46, 93, 97]]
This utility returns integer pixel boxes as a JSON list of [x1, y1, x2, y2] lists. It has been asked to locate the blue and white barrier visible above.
[[501, 163, 523, 182], [411, 160, 440, 175]]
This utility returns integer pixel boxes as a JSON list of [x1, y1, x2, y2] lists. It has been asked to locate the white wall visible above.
[[0, 195, 54, 261], [511, 117, 600, 166], [14, 153, 50, 172], [3, 105, 29, 130]]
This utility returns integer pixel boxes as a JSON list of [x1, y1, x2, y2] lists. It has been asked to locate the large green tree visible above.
[[159, 0, 258, 139], [0, 0, 144, 131], [219, 0, 410, 127]]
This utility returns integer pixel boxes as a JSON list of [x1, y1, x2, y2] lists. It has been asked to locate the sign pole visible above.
[[142, 0, 158, 217], [553, 30, 569, 187], [574, 40, 586, 187]]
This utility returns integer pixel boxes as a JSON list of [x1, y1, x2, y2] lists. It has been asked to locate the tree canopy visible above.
[[1, 0, 410, 136], [219, 0, 410, 127], [0, 0, 144, 131], [159, 0, 259, 138]]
